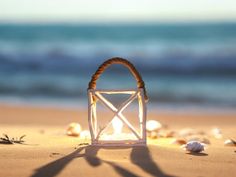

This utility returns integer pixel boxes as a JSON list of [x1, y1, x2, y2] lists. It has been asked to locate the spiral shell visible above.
[[183, 141, 205, 153]]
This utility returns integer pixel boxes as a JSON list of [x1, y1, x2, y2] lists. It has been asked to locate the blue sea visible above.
[[0, 22, 236, 111]]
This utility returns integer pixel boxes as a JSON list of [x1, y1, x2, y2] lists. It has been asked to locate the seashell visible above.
[[66, 122, 82, 136], [146, 120, 162, 132], [170, 138, 187, 145], [224, 139, 236, 146], [80, 130, 91, 139], [182, 141, 205, 153], [211, 128, 222, 139]]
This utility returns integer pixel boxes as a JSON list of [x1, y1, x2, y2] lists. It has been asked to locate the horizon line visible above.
[[0, 19, 236, 25]]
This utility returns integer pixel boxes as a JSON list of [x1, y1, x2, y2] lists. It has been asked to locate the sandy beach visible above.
[[1, 1, 236, 176], [0, 104, 235, 177]]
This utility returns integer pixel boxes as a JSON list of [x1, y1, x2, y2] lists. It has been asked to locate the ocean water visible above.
[[0, 22, 236, 110]]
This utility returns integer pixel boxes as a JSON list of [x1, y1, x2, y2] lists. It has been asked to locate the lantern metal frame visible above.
[[87, 57, 148, 146]]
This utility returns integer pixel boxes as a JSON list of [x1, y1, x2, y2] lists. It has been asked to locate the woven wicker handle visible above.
[[88, 57, 148, 101]]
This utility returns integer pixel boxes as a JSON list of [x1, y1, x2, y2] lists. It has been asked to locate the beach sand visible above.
[[0, 104, 235, 177]]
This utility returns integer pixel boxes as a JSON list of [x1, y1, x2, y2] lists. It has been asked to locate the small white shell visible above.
[[224, 139, 236, 146], [80, 130, 91, 139], [146, 120, 162, 132], [183, 141, 205, 153], [66, 122, 82, 136], [211, 128, 222, 139]]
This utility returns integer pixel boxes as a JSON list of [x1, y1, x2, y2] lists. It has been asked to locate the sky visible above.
[[0, 0, 236, 23]]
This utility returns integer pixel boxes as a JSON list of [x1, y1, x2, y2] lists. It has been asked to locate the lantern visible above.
[[88, 57, 148, 146]]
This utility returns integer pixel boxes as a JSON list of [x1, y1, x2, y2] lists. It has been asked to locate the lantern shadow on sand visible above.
[[31, 146, 175, 177], [87, 57, 148, 146]]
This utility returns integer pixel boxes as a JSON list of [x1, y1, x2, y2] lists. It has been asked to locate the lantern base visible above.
[[91, 140, 146, 147]]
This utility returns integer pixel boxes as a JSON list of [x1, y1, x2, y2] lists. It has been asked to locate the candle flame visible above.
[[112, 116, 123, 135]]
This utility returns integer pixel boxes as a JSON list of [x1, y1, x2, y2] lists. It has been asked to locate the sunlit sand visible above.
[[0, 104, 235, 177]]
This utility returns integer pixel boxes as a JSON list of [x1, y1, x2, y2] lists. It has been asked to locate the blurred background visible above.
[[0, 0, 236, 111]]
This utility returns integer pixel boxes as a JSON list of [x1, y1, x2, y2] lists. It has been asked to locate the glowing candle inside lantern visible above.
[[112, 116, 123, 135]]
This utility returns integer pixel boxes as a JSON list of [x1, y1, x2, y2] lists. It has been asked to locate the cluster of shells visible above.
[[146, 120, 236, 153]]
